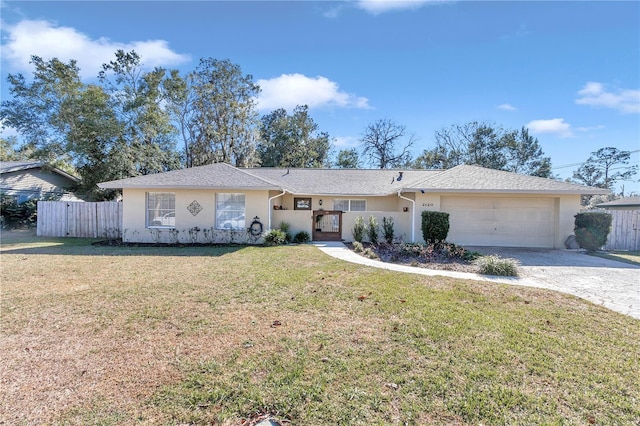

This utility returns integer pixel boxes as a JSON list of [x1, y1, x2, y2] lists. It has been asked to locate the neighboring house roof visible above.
[[406, 164, 607, 195], [1, 160, 83, 201], [0, 161, 79, 182], [98, 162, 607, 196], [595, 196, 640, 208]]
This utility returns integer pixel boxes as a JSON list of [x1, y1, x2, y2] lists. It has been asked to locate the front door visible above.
[[312, 210, 342, 241]]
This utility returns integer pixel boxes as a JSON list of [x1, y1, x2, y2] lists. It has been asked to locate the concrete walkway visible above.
[[311, 242, 640, 320]]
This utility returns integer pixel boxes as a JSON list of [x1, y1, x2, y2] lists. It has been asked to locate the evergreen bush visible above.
[[352, 216, 365, 243], [293, 230, 310, 243], [574, 212, 612, 251], [367, 215, 379, 244], [278, 221, 292, 242], [421, 211, 450, 246], [382, 216, 395, 244]]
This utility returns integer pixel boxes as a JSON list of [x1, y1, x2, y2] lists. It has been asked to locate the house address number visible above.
[[422, 203, 434, 207]]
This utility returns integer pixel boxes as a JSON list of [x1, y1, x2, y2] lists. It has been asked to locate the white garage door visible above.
[[440, 197, 556, 248]]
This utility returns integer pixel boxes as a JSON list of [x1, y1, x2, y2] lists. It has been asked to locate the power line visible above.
[[551, 149, 640, 170]]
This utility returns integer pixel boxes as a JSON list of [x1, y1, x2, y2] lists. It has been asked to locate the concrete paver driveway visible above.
[[468, 247, 640, 320]]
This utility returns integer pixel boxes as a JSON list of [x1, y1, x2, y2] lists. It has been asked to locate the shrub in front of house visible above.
[[574, 212, 612, 251], [362, 247, 378, 259], [352, 241, 364, 253], [352, 216, 365, 243], [293, 230, 310, 243], [0, 194, 38, 228], [278, 221, 293, 243], [367, 215, 379, 244], [421, 211, 450, 246], [382, 216, 394, 244], [473, 255, 520, 276], [263, 229, 288, 246]]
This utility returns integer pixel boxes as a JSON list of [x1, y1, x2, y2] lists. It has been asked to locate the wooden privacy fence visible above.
[[603, 209, 639, 251], [37, 201, 123, 238]]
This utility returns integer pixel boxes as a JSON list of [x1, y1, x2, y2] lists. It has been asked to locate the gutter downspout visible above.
[[268, 190, 286, 230], [398, 191, 416, 242]]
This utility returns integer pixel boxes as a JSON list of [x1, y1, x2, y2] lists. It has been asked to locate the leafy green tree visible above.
[[0, 56, 82, 166], [360, 118, 416, 169], [258, 105, 332, 168], [98, 50, 181, 176], [335, 148, 360, 169], [572, 147, 638, 190], [175, 58, 260, 167], [502, 127, 552, 177], [65, 84, 125, 200], [0, 51, 182, 200], [0, 136, 34, 161], [413, 122, 552, 177]]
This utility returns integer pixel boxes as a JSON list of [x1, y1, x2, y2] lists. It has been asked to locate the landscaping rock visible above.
[[565, 234, 580, 249]]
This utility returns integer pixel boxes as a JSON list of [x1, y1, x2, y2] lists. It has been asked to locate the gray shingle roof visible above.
[[408, 164, 608, 194], [0, 161, 79, 182], [98, 163, 607, 195], [99, 163, 280, 190], [595, 196, 640, 208], [246, 168, 440, 195], [0, 161, 42, 173]]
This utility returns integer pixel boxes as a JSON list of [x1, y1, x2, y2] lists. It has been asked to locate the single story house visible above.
[[595, 196, 640, 251], [0, 161, 82, 202], [98, 163, 606, 248]]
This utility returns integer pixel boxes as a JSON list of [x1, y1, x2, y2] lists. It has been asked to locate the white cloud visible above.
[[355, 0, 447, 15], [334, 136, 360, 148], [526, 118, 574, 138], [575, 81, 640, 114], [497, 103, 517, 111], [256, 73, 371, 111], [1, 19, 190, 79], [323, 4, 346, 18], [575, 125, 605, 132]]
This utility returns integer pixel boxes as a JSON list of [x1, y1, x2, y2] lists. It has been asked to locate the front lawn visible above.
[[589, 250, 640, 266], [1, 234, 638, 425]]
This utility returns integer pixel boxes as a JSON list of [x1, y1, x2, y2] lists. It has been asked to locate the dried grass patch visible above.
[[1, 238, 639, 424]]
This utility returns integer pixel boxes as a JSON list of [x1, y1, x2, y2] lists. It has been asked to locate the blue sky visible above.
[[1, 1, 639, 192]]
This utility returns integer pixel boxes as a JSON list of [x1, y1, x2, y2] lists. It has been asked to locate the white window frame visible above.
[[216, 193, 246, 230], [334, 199, 366, 212], [147, 192, 176, 228]]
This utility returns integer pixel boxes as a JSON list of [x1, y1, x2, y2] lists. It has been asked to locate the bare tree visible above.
[[360, 118, 416, 169]]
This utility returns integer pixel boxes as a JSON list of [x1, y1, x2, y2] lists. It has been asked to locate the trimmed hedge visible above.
[[421, 211, 450, 246], [574, 212, 612, 251]]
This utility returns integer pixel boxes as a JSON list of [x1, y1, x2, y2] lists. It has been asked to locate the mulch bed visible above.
[[345, 242, 481, 274]]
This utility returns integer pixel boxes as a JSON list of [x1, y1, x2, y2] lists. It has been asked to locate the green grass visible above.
[[588, 250, 640, 266], [1, 232, 639, 425]]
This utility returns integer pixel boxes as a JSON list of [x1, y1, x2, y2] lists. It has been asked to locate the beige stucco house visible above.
[[98, 163, 606, 248]]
